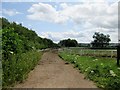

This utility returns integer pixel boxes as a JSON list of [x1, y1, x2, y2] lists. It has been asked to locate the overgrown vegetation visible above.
[[1, 17, 57, 87], [59, 50, 120, 89], [2, 50, 42, 87]]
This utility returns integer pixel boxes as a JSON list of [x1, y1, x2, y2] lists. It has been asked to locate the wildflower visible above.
[[8, 79, 11, 81], [74, 60, 76, 63], [85, 67, 90, 72], [110, 70, 116, 77], [118, 68, 120, 70], [75, 57, 77, 59], [100, 63, 104, 66], [10, 51, 13, 54], [95, 59, 98, 61], [93, 59, 98, 61], [91, 70, 94, 73], [85, 69, 88, 72]]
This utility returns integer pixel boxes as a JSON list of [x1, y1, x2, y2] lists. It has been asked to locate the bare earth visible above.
[[15, 50, 97, 88]]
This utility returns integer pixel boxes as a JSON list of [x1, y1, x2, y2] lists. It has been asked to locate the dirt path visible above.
[[15, 50, 97, 88]]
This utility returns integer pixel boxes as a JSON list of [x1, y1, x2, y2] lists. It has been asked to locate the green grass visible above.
[[59, 51, 120, 89], [2, 50, 42, 87], [63, 47, 117, 58]]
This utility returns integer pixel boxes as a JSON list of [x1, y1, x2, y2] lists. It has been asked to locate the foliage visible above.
[[2, 50, 42, 87], [59, 50, 120, 89], [1, 17, 57, 87], [58, 38, 78, 47], [2, 17, 57, 51], [91, 32, 111, 48]]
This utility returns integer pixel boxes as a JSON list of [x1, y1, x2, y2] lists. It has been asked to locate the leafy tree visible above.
[[59, 38, 78, 47], [91, 32, 111, 48]]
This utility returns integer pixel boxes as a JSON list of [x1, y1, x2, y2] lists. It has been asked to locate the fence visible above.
[[62, 47, 117, 58]]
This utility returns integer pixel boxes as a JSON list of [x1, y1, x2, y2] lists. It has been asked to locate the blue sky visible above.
[[1, 0, 119, 43]]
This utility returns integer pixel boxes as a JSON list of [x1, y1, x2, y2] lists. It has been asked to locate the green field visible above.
[[63, 47, 117, 58], [59, 48, 120, 89]]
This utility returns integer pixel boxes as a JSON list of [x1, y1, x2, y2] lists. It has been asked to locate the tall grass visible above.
[[59, 51, 120, 89], [2, 50, 42, 87]]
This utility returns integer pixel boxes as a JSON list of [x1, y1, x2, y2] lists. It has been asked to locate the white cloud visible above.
[[2, 9, 22, 16], [27, 3, 69, 24], [27, 1, 118, 43], [27, 2, 118, 28], [39, 28, 118, 43]]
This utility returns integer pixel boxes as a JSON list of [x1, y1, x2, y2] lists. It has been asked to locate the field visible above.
[[63, 47, 117, 58], [59, 48, 120, 89]]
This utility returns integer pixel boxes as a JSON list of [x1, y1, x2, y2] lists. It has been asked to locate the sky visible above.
[[1, 0, 119, 43]]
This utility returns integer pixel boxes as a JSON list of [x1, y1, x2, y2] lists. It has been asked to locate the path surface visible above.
[[15, 50, 97, 88]]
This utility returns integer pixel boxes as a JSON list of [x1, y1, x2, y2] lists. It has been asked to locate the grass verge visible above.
[[2, 50, 42, 87], [59, 51, 120, 89]]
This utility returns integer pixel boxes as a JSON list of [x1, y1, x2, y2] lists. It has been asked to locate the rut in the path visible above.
[[15, 50, 97, 88]]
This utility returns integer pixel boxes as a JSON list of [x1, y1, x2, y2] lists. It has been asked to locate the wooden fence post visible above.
[[117, 45, 120, 66]]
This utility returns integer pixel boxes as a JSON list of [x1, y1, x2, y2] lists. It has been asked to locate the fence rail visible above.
[[62, 47, 117, 58]]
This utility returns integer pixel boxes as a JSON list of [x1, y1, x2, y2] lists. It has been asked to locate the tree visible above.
[[59, 38, 78, 47], [91, 32, 111, 48]]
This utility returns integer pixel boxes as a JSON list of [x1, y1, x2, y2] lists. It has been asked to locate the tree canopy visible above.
[[91, 32, 111, 48], [58, 38, 78, 47]]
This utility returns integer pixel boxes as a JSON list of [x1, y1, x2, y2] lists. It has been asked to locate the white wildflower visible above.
[[118, 68, 120, 70], [74, 60, 76, 63], [8, 79, 11, 81], [91, 70, 94, 73], [75, 57, 77, 59], [93, 59, 98, 61], [85, 67, 90, 72], [110, 70, 116, 77], [95, 59, 98, 61], [10, 51, 13, 54]]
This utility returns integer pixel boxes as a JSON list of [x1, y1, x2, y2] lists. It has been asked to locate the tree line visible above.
[[58, 32, 112, 49]]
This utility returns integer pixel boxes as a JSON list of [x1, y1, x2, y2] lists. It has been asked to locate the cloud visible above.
[[39, 28, 118, 43], [2, 9, 22, 16], [39, 30, 86, 43], [27, 3, 69, 24], [27, 2, 118, 28], [27, 1, 118, 43]]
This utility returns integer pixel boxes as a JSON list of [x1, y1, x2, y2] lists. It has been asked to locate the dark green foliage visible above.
[[58, 38, 78, 47], [1, 17, 57, 87], [91, 32, 111, 48]]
